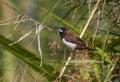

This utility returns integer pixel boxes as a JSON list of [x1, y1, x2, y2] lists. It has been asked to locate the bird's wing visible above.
[[64, 33, 86, 46]]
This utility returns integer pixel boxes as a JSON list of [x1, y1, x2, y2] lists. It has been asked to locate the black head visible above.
[[57, 27, 66, 35]]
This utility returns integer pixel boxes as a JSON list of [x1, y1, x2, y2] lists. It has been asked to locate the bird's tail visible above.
[[86, 47, 96, 51], [77, 45, 96, 51]]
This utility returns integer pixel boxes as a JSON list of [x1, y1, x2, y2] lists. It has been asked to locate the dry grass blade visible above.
[[80, 0, 101, 38], [36, 24, 45, 67], [92, 9, 101, 45], [9, 30, 32, 45], [0, 16, 17, 23], [55, 52, 73, 82], [13, 15, 25, 31], [87, 0, 92, 13], [0, 19, 32, 26], [72, 1, 80, 20]]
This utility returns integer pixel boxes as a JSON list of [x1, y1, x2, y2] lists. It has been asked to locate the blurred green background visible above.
[[0, 0, 120, 82]]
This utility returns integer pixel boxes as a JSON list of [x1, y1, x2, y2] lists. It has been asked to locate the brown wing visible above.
[[64, 32, 86, 46], [62, 28, 95, 50]]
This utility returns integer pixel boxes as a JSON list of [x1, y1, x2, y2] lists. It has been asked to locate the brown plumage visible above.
[[57, 27, 96, 51]]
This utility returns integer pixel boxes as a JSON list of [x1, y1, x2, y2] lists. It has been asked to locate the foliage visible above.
[[0, 0, 120, 82]]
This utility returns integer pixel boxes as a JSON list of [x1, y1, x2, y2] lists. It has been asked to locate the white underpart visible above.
[[62, 38, 76, 50]]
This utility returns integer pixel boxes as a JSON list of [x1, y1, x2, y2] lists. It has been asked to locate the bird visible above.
[[57, 27, 96, 51]]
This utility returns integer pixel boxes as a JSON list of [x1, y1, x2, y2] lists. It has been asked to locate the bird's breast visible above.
[[62, 38, 76, 50]]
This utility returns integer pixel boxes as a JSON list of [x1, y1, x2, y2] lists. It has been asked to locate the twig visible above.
[[63, 0, 72, 6], [63, 74, 76, 81], [87, 0, 91, 13], [92, 9, 101, 45], [0, 16, 17, 23], [55, 52, 73, 82], [72, 0, 80, 20], [6, 24, 35, 39], [13, 15, 25, 31], [79, 0, 101, 38], [36, 24, 45, 67], [9, 30, 32, 46], [0, 19, 32, 26]]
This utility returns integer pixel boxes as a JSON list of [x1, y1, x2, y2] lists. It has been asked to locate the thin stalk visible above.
[[80, 0, 101, 38]]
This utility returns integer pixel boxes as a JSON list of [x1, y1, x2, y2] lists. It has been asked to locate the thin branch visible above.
[[79, 0, 101, 38], [72, 0, 80, 20], [92, 9, 101, 45], [55, 52, 73, 82], [0, 19, 32, 26], [63, 74, 76, 81], [13, 15, 25, 30], [9, 30, 32, 46], [87, 0, 91, 13], [36, 24, 45, 67], [6, 24, 35, 39], [63, 0, 72, 6], [0, 16, 17, 23]]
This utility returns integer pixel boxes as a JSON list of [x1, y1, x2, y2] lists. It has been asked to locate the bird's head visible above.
[[57, 27, 66, 35]]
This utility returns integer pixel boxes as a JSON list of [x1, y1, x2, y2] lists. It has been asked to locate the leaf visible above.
[[0, 34, 58, 80], [108, 39, 120, 53]]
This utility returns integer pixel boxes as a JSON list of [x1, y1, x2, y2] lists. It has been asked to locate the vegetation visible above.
[[0, 0, 120, 82]]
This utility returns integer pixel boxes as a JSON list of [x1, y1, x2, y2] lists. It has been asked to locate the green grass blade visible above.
[[0, 34, 58, 80]]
